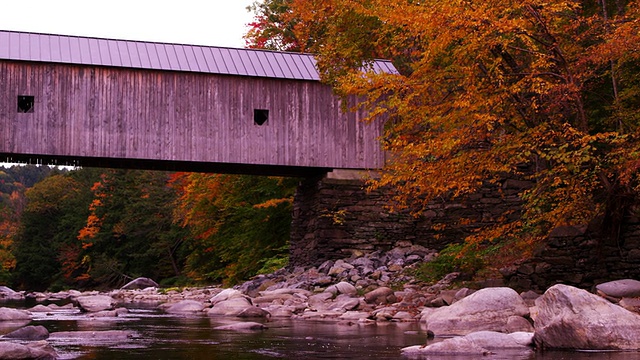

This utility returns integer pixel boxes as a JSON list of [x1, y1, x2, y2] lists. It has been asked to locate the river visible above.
[[3, 303, 636, 359]]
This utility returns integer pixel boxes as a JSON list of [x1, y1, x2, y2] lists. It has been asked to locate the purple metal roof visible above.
[[0, 30, 397, 81]]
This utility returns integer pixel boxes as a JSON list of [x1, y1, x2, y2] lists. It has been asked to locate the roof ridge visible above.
[[0, 29, 398, 80]]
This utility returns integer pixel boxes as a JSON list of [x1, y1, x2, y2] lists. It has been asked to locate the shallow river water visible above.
[[5, 303, 640, 359]]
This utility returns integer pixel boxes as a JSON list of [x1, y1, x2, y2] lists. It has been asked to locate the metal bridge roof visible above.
[[0, 30, 397, 81]]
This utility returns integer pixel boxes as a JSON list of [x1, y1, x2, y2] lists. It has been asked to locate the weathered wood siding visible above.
[[0, 61, 384, 171]]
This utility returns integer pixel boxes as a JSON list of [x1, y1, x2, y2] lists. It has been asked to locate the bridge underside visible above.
[[1, 153, 331, 177]]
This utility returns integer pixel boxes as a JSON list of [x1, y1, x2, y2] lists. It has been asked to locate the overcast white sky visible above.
[[0, 0, 256, 48]]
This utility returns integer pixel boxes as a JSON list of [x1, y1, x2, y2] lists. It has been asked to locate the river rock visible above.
[[325, 281, 357, 297], [596, 279, 640, 299], [214, 322, 267, 331], [308, 292, 334, 311], [534, 284, 640, 350], [0, 341, 57, 360], [210, 289, 244, 305], [236, 306, 270, 318], [363, 287, 396, 305], [402, 331, 533, 356], [208, 296, 254, 317], [466, 331, 534, 349], [165, 300, 205, 314], [76, 295, 116, 312], [402, 336, 490, 356], [327, 294, 360, 312], [121, 277, 159, 290], [0, 286, 23, 301], [50, 330, 134, 341], [620, 297, 640, 313], [421, 287, 529, 335], [3, 325, 49, 340], [0, 308, 31, 321]]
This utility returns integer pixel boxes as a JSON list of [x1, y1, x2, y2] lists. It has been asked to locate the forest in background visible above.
[[0, 165, 296, 291]]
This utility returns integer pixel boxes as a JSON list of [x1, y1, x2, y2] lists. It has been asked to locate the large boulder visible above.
[[421, 287, 530, 335], [364, 287, 396, 305], [120, 277, 159, 290], [325, 282, 357, 297], [164, 300, 205, 314], [534, 284, 640, 350], [0, 341, 57, 359], [595, 279, 640, 299], [3, 325, 49, 340], [402, 331, 533, 356], [0, 308, 31, 321], [76, 295, 116, 312], [207, 296, 255, 317], [0, 286, 23, 301], [210, 289, 244, 305]]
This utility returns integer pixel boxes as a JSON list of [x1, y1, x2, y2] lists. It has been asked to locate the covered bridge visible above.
[[0, 30, 395, 176]]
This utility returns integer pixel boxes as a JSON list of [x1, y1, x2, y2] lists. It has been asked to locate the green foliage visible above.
[[415, 243, 485, 283], [173, 174, 297, 286], [13, 172, 92, 290]]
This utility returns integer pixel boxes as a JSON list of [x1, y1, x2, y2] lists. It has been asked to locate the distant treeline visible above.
[[0, 165, 296, 291]]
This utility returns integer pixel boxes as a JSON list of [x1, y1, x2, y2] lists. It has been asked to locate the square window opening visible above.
[[254, 109, 269, 126], [18, 95, 34, 113]]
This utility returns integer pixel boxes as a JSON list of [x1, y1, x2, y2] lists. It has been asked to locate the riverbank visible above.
[[2, 242, 640, 358]]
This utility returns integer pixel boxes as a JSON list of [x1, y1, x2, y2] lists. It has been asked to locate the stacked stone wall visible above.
[[290, 174, 640, 291], [504, 222, 640, 291], [289, 175, 529, 267]]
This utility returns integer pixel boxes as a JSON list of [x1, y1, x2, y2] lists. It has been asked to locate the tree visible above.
[[13, 173, 91, 290], [172, 173, 297, 285], [245, 0, 301, 51], [77, 169, 188, 287], [280, 0, 640, 273]]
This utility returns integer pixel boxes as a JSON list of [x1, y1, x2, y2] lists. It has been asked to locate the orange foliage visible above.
[[281, 0, 640, 269]]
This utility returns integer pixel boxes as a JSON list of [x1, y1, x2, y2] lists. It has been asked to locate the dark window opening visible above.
[[254, 109, 269, 126], [17, 95, 34, 113]]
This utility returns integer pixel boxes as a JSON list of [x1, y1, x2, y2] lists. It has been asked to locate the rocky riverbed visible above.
[[2, 242, 640, 359]]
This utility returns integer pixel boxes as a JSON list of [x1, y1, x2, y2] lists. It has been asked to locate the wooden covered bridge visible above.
[[0, 30, 395, 176]]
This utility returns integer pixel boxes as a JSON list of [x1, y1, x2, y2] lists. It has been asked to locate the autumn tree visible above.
[[13, 172, 91, 290], [245, 0, 301, 51], [278, 0, 640, 273], [172, 173, 297, 285], [77, 169, 188, 287]]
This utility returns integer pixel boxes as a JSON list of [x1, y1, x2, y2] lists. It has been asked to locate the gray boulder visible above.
[[121, 277, 159, 290], [0, 286, 23, 301], [0, 341, 57, 360], [164, 300, 205, 314], [236, 306, 270, 318], [3, 325, 49, 340], [402, 336, 490, 356], [76, 295, 116, 312], [325, 281, 357, 297], [0, 308, 31, 321], [421, 287, 529, 335], [402, 331, 533, 356], [596, 279, 640, 299], [363, 287, 396, 305], [210, 289, 244, 305], [208, 296, 255, 317], [534, 284, 640, 350]]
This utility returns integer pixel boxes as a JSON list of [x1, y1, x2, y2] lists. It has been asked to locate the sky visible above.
[[0, 0, 256, 48]]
